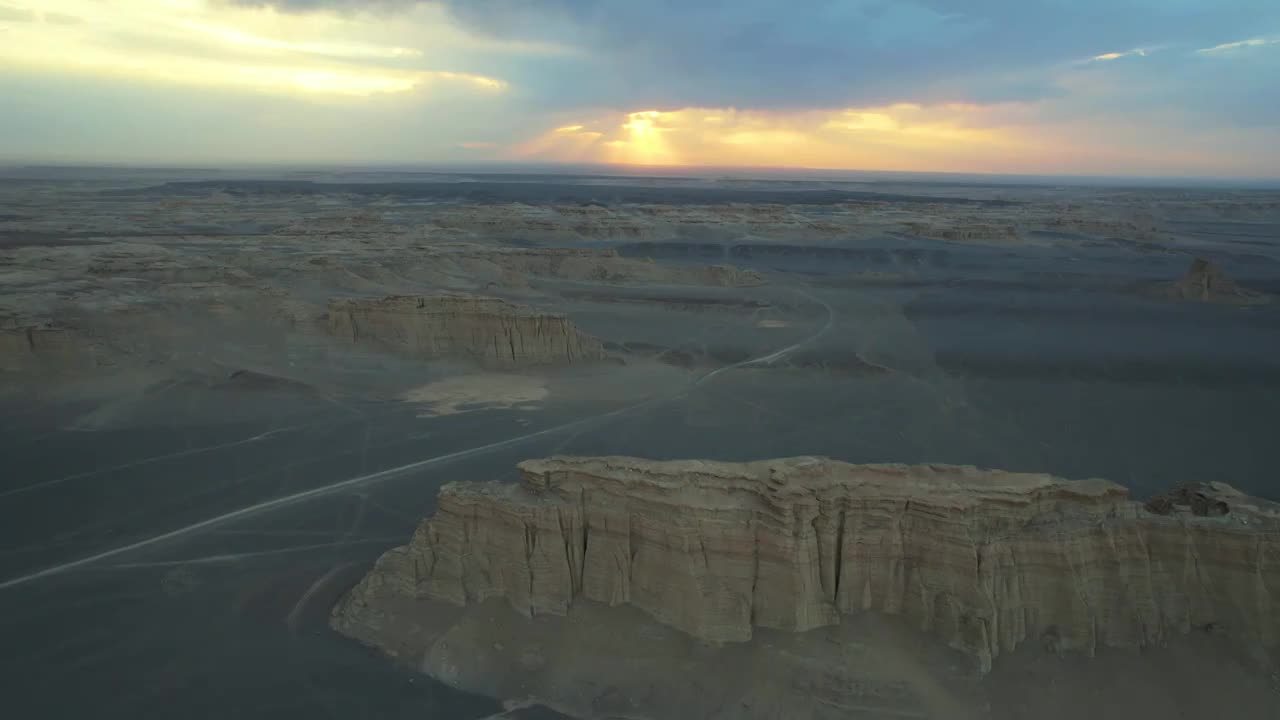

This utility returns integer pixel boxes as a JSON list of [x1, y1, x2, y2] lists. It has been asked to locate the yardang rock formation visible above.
[[1146, 257, 1269, 304], [334, 456, 1280, 676], [326, 294, 608, 368]]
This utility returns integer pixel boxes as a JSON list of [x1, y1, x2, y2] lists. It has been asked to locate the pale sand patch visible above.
[[405, 374, 549, 416], [756, 319, 789, 328]]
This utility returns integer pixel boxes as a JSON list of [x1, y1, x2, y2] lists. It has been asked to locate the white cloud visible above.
[[1197, 36, 1280, 54], [171, 18, 423, 60], [1088, 47, 1149, 62]]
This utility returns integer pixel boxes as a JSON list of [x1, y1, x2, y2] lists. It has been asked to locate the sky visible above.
[[1, 0, 1278, 177]]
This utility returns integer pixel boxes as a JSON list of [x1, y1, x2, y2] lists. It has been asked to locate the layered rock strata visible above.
[[334, 456, 1280, 674], [326, 295, 607, 368]]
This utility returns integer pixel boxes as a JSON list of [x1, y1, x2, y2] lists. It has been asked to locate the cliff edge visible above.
[[334, 456, 1280, 677]]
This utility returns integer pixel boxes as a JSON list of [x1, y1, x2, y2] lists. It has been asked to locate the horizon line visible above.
[[2, 159, 1278, 188]]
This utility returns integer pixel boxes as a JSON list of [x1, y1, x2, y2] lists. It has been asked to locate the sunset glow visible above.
[[517, 105, 1030, 172], [1, 0, 1276, 175]]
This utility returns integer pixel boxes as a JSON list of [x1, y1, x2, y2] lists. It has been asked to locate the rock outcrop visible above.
[[1151, 257, 1270, 304], [334, 456, 1280, 677], [452, 247, 766, 288], [326, 295, 608, 368], [219, 368, 315, 393], [904, 222, 1021, 244]]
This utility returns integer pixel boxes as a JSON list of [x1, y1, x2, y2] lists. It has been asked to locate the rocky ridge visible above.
[[904, 221, 1021, 243], [421, 201, 1190, 248], [0, 237, 765, 379], [326, 295, 609, 368], [334, 455, 1280, 675], [444, 246, 766, 287]]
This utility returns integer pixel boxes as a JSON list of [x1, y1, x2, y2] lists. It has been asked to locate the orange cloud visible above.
[[512, 104, 1032, 172]]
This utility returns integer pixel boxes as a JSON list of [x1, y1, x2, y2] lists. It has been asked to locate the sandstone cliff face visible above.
[[334, 456, 1280, 674], [326, 295, 608, 368]]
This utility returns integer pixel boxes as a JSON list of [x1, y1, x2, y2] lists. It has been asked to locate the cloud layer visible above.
[[1, 0, 1278, 176], [228, 1, 1278, 109]]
